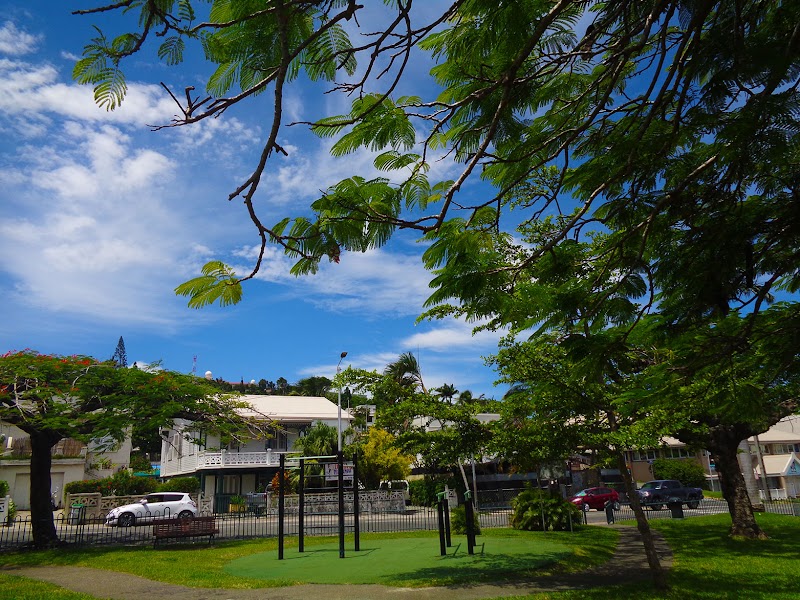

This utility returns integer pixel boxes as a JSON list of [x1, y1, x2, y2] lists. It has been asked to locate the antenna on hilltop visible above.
[[192, 355, 197, 376]]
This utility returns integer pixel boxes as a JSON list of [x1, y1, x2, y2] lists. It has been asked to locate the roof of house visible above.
[[237, 395, 353, 422], [754, 453, 800, 477], [748, 429, 800, 444]]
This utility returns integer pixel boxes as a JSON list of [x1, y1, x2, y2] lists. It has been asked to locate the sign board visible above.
[[0, 496, 7, 522], [324, 463, 354, 481]]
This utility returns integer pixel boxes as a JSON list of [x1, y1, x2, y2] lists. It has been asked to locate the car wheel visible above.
[[118, 513, 135, 527], [687, 501, 699, 509], [613, 501, 621, 510], [178, 510, 194, 520], [582, 502, 590, 512], [649, 503, 663, 511]]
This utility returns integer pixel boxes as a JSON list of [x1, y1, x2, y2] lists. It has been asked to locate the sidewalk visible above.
[[2, 526, 671, 599]]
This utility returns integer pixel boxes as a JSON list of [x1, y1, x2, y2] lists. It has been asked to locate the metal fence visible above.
[[2, 498, 796, 552], [0, 504, 515, 551], [612, 498, 800, 521]]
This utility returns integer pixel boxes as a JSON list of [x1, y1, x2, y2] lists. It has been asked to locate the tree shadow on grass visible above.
[[379, 546, 570, 587]]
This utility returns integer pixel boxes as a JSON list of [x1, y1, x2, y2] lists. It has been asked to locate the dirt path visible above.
[[2, 526, 671, 599]]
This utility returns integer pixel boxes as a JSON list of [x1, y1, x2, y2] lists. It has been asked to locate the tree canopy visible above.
[[74, 1, 799, 573], [0, 350, 263, 547]]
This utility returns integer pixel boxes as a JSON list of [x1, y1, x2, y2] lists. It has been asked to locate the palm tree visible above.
[[384, 352, 428, 394], [435, 383, 458, 403]]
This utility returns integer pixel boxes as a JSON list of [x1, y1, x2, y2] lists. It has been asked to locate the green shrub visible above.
[[0, 480, 9, 497], [510, 487, 582, 532], [652, 458, 706, 489], [157, 477, 200, 493], [64, 472, 157, 496], [408, 475, 462, 506], [6, 499, 16, 524], [449, 503, 481, 535], [129, 454, 153, 473]]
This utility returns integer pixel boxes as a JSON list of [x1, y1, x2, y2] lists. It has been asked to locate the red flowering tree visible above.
[[0, 350, 263, 548]]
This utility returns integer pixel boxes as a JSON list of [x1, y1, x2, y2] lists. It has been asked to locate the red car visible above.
[[569, 487, 620, 511]]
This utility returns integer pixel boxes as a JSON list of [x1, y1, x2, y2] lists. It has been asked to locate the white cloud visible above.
[[0, 21, 41, 55], [0, 119, 200, 325], [231, 244, 432, 317], [401, 321, 503, 353]]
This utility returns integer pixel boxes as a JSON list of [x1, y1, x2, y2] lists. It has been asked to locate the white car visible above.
[[105, 492, 197, 527]]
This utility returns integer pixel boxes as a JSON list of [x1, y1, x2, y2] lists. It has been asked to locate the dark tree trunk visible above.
[[709, 440, 767, 539], [679, 421, 768, 539], [617, 452, 668, 590], [28, 430, 62, 548]]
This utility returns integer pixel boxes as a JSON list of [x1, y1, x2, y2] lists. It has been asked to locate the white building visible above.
[[159, 395, 352, 509]]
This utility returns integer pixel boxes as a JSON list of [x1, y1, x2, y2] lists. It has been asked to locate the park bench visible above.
[[153, 516, 218, 547]]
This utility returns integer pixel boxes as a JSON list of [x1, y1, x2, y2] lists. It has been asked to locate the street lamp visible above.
[[337, 351, 347, 452]]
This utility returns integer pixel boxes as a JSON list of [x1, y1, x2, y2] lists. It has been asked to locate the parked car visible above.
[[636, 479, 704, 510], [105, 492, 197, 527], [568, 487, 620, 511]]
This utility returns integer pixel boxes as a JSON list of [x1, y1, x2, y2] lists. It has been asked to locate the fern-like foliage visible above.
[[174, 261, 242, 308]]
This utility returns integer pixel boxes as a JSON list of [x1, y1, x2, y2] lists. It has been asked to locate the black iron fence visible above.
[[2, 497, 797, 552]]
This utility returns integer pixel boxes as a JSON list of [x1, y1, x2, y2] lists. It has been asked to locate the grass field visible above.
[[225, 533, 576, 586], [0, 513, 798, 599]]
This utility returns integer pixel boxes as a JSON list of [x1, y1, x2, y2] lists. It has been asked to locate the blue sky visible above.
[[0, 2, 508, 398]]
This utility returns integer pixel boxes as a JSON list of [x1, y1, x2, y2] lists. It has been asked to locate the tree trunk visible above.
[[736, 439, 763, 508], [617, 452, 668, 590], [711, 440, 767, 539], [28, 430, 62, 548]]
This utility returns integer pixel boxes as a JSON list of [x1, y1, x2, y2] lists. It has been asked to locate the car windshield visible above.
[[574, 490, 588, 497], [639, 482, 658, 490]]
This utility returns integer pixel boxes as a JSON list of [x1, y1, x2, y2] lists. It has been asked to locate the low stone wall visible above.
[[272, 490, 406, 514]]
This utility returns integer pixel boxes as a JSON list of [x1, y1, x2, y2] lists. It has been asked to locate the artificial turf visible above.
[[225, 534, 573, 586]]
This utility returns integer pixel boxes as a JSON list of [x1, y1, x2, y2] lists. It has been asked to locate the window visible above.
[[631, 449, 658, 461], [665, 447, 693, 459]]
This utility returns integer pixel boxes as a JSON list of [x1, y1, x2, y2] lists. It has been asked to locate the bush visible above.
[[156, 477, 200, 493], [6, 499, 16, 525], [64, 472, 157, 496], [450, 503, 481, 535], [0, 480, 9, 497], [652, 458, 706, 489], [129, 454, 153, 473], [408, 475, 462, 506], [270, 470, 297, 494], [510, 487, 582, 532]]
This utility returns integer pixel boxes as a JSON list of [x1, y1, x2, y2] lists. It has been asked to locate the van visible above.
[[379, 480, 411, 505]]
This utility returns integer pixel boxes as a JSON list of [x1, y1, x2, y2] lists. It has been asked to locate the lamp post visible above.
[[337, 351, 347, 452]]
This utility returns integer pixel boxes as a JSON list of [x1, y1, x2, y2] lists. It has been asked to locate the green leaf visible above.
[[175, 261, 242, 308]]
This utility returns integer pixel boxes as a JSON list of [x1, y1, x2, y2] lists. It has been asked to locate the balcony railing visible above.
[[197, 449, 293, 469]]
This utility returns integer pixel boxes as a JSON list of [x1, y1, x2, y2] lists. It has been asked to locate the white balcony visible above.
[[197, 449, 294, 470]]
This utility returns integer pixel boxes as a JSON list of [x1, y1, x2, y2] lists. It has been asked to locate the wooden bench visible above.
[[153, 516, 218, 547]]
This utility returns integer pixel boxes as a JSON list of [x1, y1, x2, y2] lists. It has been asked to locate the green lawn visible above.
[[495, 512, 800, 600], [0, 528, 615, 592], [226, 533, 576, 586]]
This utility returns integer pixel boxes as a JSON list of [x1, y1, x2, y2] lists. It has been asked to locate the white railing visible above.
[[759, 488, 789, 500], [197, 450, 289, 469]]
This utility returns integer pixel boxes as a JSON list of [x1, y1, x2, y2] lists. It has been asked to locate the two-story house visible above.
[[159, 395, 352, 510]]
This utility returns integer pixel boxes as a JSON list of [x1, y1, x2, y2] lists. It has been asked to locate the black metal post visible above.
[[443, 498, 452, 547], [464, 492, 475, 556], [352, 451, 360, 551], [436, 497, 447, 556], [278, 453, 285, 560], [298, 458, 305, 552], [338, 450, 345, 558]]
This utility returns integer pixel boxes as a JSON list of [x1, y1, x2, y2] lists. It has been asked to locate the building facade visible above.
[[159, 395, 352, 511]]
